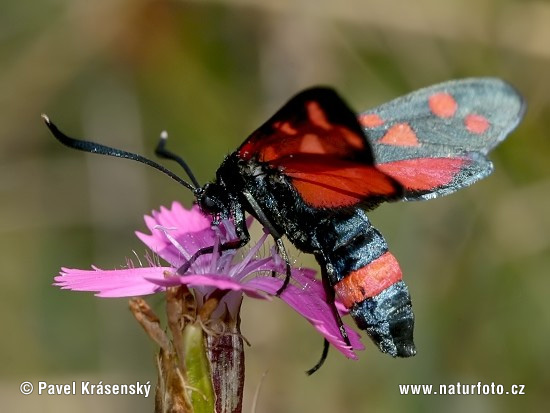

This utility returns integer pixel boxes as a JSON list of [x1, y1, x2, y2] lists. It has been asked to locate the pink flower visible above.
[[55, 202, 364, 359]]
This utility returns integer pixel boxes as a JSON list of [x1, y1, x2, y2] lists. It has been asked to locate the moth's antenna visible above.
[[42, 115, 196, 192], [155, 131, 201, 189]]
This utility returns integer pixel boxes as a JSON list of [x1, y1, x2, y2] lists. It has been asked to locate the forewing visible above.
[[238, 88, 402, 208]]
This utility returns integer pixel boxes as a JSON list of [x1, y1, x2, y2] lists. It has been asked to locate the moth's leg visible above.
[[273, 238, 292, 296], [306, 339, 329, 376], [176, 237, 249, 274], [322, 273, 351, 348], [241, 190, 292, 296], [303, 273, 351, 374], [176, 202, 250, 274]]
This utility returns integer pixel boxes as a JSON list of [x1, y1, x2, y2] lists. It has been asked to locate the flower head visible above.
[[55, 202, 364, 358]]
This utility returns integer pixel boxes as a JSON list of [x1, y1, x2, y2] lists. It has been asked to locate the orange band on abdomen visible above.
[[334, 252, 403, 308]]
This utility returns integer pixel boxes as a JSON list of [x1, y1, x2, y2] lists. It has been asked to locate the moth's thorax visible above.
[[222, 153, 349, 252]]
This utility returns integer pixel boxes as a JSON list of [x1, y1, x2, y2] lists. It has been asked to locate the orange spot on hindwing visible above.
[[379, 123, 420, 147], [359, 113, 384, 128], [464, 113, 490, 134], [428, 92, 457, 118], [334, 252, 403, 308]]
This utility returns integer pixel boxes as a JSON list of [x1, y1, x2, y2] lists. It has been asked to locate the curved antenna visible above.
[[42, 115, 196, 192], [155, 131, 201, 189]]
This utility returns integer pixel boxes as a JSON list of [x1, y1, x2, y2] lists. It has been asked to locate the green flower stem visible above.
[[182, 323, 216, 413], [131, 291, 245, 412]]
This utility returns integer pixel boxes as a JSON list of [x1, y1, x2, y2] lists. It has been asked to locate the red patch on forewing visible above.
[[359, 113, 384, 128], [239, 89, 372, 164], [334, 252, 403, 308], [306, 101, 331, 130], [299, 134, 325, 154], [340, 127, 365, 149], [428, 93, 457, 118], [274, 121, 297, 135], [377, 158, 467, 191], [379, 123, 420, 147], [259, 146, 278, 162], [282, 158, 399, 208], [464, 113, 490, 134]]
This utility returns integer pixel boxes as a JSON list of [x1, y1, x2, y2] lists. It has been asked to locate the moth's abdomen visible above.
[[335, 253, 416, 357], [318, 210, 416, 357], [334, 252, 402, 307]]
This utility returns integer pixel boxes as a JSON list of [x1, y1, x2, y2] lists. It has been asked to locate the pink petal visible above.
[[281, 267, 350, 315], [55, 200, 364, 359], [147, 274, 269, 300], [135, 231, 166, 255], [146, 268, 363, 357], [55, 267, 170, 297], [246, 276, 364, 358], [135, 203, 217, 266], [156, 203, 211, 233]]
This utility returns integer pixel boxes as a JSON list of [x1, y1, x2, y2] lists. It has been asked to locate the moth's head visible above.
[[195, 183, 230, 219]]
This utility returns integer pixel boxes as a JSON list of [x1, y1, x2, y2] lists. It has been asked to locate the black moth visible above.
[[44, 77, 524, 373]]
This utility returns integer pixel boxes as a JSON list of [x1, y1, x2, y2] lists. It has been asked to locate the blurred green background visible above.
[[1, 0, 549, 411]]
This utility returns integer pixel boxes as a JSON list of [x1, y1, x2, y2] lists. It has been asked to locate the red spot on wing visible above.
[[379, 123, 420, 147], [240, 101, 370, 163], [260, 146, 278, 162], [340, 127, 365, 149], [299, 134, 325, 154], [274, 121, 297, 135], [359, 113, 384, 128], [307, 101, 331, 130], [239, 140, 258, 160], [377, 158, 467, 191], [281, 157, 399, 208], [464, 113, 490, 134], [428, 92, 458, 118], [334, 252, 403, 308]]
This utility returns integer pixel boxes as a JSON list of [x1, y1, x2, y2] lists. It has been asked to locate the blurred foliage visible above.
[[1, 0, 549, 412]]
